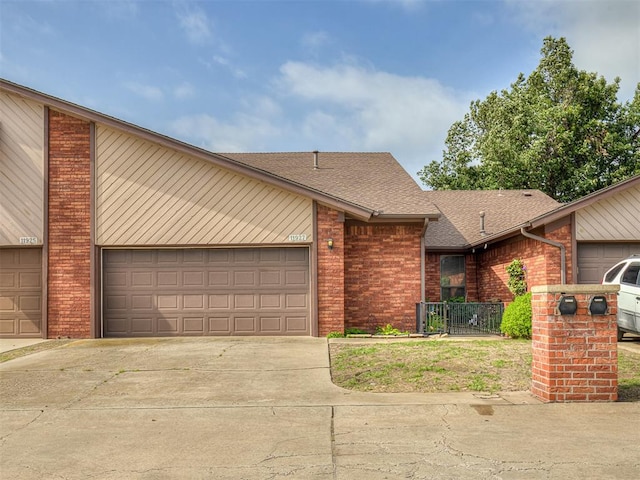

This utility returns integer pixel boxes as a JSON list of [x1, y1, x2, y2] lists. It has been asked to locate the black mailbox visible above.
[[588, 295, 608, 315], [557, 295, 578, 315]]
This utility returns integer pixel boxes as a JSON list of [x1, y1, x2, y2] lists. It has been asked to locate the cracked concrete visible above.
[[1, 337, 639, 479]]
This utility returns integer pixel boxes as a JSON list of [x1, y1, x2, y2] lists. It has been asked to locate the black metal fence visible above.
[[416, 302, 504, 336]]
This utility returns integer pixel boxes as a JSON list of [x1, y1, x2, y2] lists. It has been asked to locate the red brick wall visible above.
[[531, 287, 618, 402], [425, 253, 440, 302], [344, 222, 422, 333], [48, 110, 92, 338], [476, 220, 572, 303], [316, 204, 345, 336]]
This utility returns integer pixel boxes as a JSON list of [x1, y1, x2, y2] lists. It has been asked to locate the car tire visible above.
[[617, 327, 624, 342]]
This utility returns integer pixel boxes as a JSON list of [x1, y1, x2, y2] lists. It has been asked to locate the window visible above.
[[604, 263, 625, 283], [621, 263, 640, 286], [440, 255, 466, 301]]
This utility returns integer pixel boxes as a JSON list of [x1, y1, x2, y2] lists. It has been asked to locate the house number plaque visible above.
[[288, 234, 307, 242], [19, 237, 39, 245]]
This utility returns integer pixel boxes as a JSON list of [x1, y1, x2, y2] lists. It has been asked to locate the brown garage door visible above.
[[0, 248, 42, 338], [103, 248, 310, 336], [577, 243, 640, 283]]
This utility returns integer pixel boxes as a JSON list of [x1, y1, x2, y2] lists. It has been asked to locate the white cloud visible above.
[[176, 5, 212, 45], [276, 62, 472, 176], [123, 81, 164, 101], [99, 0, 139, 20], [301, 31, 331, 51], [174, 82, 195, 99], [506, 0, 640, 100], [170, 93, 285, 152], [169, 61, 472, 182]]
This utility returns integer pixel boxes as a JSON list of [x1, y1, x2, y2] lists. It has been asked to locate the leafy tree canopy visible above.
[[419, 37, 640, 202]]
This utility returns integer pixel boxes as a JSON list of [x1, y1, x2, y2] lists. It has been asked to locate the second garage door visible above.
[[577, 242, 640, 283], [103, 248, 310, 336], [0, 248, 42, 338]]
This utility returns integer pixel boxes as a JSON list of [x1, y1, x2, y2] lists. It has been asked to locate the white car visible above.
[[602, 255, 640, 341]]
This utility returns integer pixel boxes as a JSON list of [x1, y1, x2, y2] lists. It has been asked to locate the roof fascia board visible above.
[[369, 214, 440, 223], [425, 246, 468, 252], [1, 79, 373, 220]]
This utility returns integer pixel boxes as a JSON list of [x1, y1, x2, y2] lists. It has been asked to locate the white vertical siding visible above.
[[96, 126, 313, 246], [576, 185, 640, 241], [0, 92, 45, 245]]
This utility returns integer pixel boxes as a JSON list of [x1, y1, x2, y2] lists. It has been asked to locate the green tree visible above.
[[419, 37, 640, 202]]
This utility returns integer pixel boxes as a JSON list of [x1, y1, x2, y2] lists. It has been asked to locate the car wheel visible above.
[[617, 327, 624, 342]]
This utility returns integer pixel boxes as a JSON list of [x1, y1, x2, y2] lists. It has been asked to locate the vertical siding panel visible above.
[[0, 92, 45, 245]]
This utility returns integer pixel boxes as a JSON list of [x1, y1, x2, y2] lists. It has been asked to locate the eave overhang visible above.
[[1, 79, 378, 222]]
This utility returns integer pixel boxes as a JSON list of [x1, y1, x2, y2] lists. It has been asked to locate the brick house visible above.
[[2, 80, 639, 339]]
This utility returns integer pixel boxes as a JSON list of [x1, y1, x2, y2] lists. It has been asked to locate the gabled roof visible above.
[[1, 78, 438, 222], [527, 174, 640, 228], [424, 190, 561, 250], [223, 152, 440, 218]]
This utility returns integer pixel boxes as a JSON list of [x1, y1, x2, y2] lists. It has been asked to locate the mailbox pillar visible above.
[[531, 284, 619, 402]]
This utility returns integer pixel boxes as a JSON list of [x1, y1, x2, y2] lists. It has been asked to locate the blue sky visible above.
[[1, 0, 639, 184]]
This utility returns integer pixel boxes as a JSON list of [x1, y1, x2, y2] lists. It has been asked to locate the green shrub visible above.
[[326, 331, 345, 338], [345, 327, 369, 335], [375, 324, 408, 336], [506, 259, 528, 297], [500, 292, 532, 339]]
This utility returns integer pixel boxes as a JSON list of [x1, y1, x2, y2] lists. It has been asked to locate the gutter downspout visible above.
[[520, 227, 567, 284]]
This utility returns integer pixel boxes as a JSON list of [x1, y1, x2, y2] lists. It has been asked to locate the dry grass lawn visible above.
[[329, 339, 640, 401]]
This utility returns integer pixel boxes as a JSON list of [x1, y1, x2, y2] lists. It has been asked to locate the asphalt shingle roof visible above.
[[424, 190, 562, 249], [221, 152, 440, 217]]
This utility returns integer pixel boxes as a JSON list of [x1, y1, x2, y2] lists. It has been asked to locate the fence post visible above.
[[416, 302, 424, 334]]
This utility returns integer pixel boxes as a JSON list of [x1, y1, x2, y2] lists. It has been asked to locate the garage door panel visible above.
[[234, 271, 256, 286], [158, 271, 179, 286], [157, 250, 179, 263], [260, 294, 281, 308], [286, 316, 308, 332], [19, 317, 41, 334], [235, 316, 256, 333], [260, 316, 282, 332], [106, 295, 127, 310], [182, 295, 203, 309], [0, 248, 43, 338], [209, 294, 230, 309], [260, 248, 282, 262], [209, 317, 231, 333], [234, 294, 255, 309], [260, 271, 281, 286], [132, 272, 152, 286], [0, 273, 15, 288], [285, 270, 308, 286], [132, 295, 153, 309], [103, 248, 309, 336], [158, 295, 178, 309], [286, 294, 307, 308], [155, 317, 177, 334], [19, 295, 41, 312], [209, 271, 230, 286], [184, 317, 205, 333]]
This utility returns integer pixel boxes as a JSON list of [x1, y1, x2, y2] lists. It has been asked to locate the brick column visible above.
[[316, 204, 345, 336], [531, 285, 619, 402], [48, 110, 92, 338]]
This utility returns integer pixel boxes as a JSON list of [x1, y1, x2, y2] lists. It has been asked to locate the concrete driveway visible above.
[[1, 337, 639, 479]]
